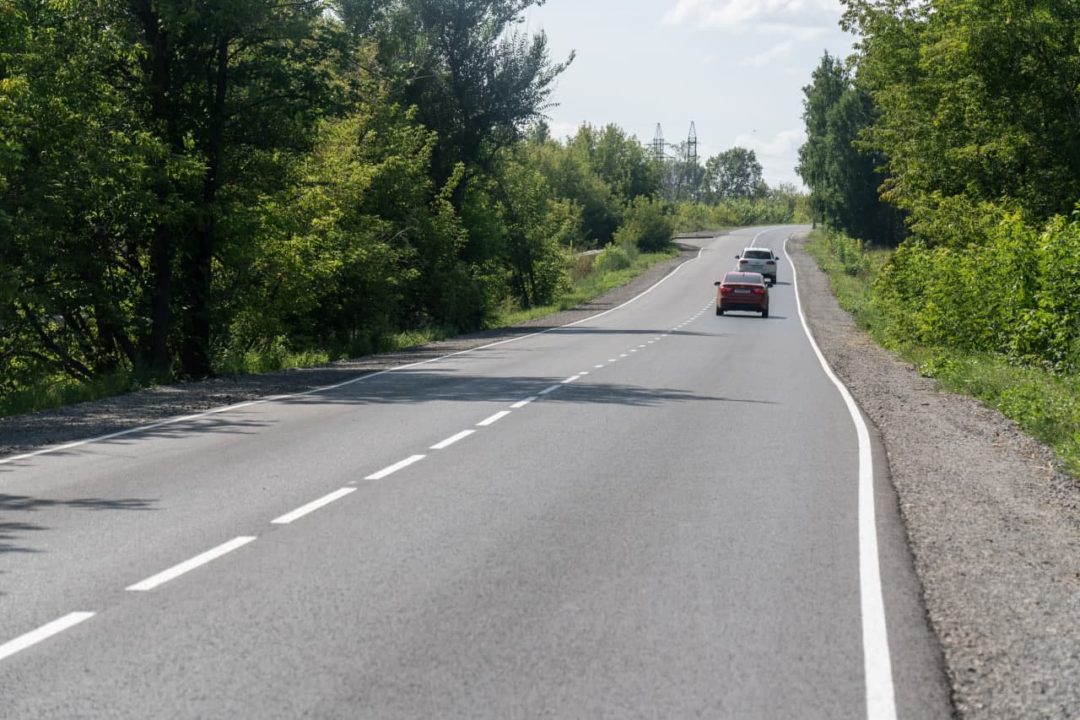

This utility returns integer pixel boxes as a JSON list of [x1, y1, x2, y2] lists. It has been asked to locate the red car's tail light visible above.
[[720, 286, 733, 294], [752, 287, 766, 295]]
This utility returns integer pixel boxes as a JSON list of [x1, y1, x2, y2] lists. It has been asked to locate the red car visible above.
[[715, 271, 770, 317]]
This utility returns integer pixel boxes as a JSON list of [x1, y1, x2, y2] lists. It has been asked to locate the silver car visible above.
[[735, 248, 779, 284]]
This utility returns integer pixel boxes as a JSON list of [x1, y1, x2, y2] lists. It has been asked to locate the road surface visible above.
[[0, 227, 951, 719]]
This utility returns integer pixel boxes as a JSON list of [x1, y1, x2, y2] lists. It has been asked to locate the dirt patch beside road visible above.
[[789, 233, 1079, 720]]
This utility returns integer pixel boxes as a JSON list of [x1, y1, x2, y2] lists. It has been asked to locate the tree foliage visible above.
[[0, 0, 804, 411]]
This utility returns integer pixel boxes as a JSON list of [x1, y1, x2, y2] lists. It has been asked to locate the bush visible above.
[[593, 243, 635, 273], [614, 197, 673, 252]]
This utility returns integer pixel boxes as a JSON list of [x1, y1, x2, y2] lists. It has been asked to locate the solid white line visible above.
[[0, 612, 95, 663], [560, 375, 582, 384], [0, 248, 711, 468], [431, 429, 475, 449], [784, 235, 897, 720], [127, 537, 256, 592], [477, 411, 511, 427], [272, 488, 356, 525], [366, 454, 426, 480], [511, 397, 538, 409], [538, 385, 561, 395]]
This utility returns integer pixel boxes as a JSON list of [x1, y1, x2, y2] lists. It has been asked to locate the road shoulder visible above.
[[0, 246, 701, 459], [789, 233, 1080, 719]]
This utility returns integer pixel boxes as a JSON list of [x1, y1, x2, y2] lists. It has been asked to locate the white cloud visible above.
[[663, 0, 843, 30], [740, 41, 793, 67]]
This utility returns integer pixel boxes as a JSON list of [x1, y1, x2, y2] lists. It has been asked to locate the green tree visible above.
[[797, 52, 904, 245], [705, 147, 766, 201]]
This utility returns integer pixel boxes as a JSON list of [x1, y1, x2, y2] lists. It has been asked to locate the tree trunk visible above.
[[180, 38, 229, 379]]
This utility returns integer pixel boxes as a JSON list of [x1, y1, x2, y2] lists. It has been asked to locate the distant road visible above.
[[1, 227, 951, 719]]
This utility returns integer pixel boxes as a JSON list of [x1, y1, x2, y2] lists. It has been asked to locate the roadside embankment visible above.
[[789, 233, 1079, 720]]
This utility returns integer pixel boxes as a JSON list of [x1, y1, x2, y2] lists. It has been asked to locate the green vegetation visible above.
[[0, 0, 804, 417], [808, 229, 1080, 475], [797, 2, 1080, 476]]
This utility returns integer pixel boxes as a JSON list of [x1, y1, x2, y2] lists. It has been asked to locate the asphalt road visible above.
[[0, 227, 952, 719]]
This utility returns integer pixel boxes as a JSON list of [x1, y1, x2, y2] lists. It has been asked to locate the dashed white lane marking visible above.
[[478, 411, 511, 427], [539, 385, 561, 395], [608, 359, 618, 363], [782, 234, 897, 719], [594, 364, 605, 369], [620, 354, 628, 358], [561, 375, 583, 385], [272, 488, 356, 525], [366, 454, 426, 480], [0, 612, 95, 663], [511, 397, 538, 409], [629, 349, 638, 353], [431, 429, 475, 449], [579, 371, 590, 376], [126, 536, 257, 592]]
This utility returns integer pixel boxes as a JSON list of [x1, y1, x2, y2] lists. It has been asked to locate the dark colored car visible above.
[[715, 271, 769, 317]]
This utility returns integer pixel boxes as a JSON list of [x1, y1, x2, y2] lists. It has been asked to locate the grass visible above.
[[0, 246, 679, 418], [806, 228, 1080, 476], [493, 248, 678, 327]]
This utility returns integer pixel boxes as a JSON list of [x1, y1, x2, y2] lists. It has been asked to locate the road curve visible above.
[[0, 227, 951, 719]]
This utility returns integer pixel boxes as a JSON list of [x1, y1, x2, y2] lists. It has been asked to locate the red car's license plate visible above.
[[734, 288, 751, 294]]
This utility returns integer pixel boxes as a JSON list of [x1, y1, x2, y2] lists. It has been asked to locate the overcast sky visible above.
[[522, 0, 856, 188]]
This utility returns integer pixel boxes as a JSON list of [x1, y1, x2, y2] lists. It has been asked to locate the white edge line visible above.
[[0, 248, 707, 467], [126, 536, 257, 592], [511, 397, 538, 409], [0, 612, 96, 663], [477, 410, 511, 427], [431, 429, 475, 449], [366, 454, 426, 480], [271, 487, 356, 525], [784, 235, 897, 720]]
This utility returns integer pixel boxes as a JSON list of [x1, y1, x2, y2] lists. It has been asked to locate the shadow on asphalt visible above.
[[0, 494, 157, 563]]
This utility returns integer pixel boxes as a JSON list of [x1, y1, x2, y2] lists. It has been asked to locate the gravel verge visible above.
[[789, 233, 1079, 720], [0, 246, 699, 458]]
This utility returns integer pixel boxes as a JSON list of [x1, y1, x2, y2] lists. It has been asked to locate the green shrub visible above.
[[614, 197, 673, 252], [593, 244, 635, 273]]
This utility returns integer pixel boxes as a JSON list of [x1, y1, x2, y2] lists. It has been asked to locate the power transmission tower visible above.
[[687, 122, 698, 165], [652, 124, 665, 162]]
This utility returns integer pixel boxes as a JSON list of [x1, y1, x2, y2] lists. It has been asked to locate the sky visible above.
[[521, 0, 857, 188]]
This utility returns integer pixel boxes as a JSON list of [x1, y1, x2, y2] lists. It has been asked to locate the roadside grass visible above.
[[0, 247, 679, 418], [806, 229, 1080, 476], [493, 248, 678, 327]]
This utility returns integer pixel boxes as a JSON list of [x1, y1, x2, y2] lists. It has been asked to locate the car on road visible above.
[[735, 248, 779, 284], [715, 271, 770, 317]]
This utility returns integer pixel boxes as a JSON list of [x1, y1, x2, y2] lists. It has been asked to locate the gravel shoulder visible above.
[[5, 233, 1077, 718], [0, 246, 699, 458], [789, 233, 1079, 720]]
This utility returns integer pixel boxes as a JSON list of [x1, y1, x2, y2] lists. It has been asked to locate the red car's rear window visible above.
[[723, 272, 764, 285]]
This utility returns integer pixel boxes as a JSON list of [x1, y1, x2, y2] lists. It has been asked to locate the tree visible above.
[[842, 0, 1080, 237], [797, 52, 904, 245], [705, 147, 766, 201]]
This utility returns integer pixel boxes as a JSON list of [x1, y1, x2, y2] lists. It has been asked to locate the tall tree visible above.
[[705, 147, 766, 201], [842, 0, 1080, 238], [797, 52, 903, 245]]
